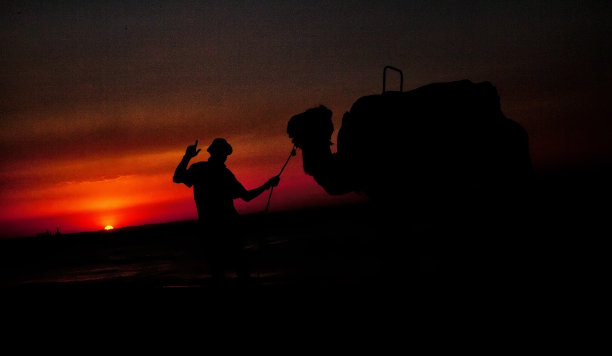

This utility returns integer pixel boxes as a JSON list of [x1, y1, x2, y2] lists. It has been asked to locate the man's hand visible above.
[[185, 140, 201, 159], [266, 176, 280, 189]]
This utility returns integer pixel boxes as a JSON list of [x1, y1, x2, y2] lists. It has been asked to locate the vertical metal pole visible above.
[[383, 66, 403, 93]]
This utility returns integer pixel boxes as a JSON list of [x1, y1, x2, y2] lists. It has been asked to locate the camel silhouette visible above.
[[287, 77, 533, 209], [287, 70, 535, 283]]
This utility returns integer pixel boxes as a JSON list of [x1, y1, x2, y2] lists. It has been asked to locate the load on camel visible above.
[[287, 67, 533, 226]]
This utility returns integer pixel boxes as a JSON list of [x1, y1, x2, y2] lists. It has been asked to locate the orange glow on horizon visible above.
[[104, 225, 114, 230], [0, 138, 367, 238]]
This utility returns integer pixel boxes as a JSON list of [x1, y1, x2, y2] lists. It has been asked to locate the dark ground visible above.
[[0, 204, 383, 288]]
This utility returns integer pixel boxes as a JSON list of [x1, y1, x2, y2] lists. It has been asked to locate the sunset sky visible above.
[[1, 1, 611, 237]]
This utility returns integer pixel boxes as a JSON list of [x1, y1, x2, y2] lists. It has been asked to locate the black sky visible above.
[[2, 0, 612, 178]]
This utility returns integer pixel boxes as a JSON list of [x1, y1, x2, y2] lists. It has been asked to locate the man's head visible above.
[[207, 138, 233, 163]]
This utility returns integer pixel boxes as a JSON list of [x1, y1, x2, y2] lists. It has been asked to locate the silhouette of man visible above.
[[173, 138, 280, 285]]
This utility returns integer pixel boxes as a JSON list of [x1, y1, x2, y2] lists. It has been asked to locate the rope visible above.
[[265, 146, 297, 213], [256, 146, 297, 281]]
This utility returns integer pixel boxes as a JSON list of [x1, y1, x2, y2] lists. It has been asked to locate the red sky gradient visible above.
[[0, 134, 367, 237], [1, 1, 611, 237]]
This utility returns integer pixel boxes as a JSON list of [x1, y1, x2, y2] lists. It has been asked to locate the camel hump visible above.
[[335, 79, 528, 192], [348, 80, 502, 123], [339, 80, 504, 148], [338, 80, 506, 156]]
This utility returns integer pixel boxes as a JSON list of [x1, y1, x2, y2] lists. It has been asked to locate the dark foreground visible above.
[[1, 204, 387, 288], [0, 171, 608, 292], [0, 204, 383, 288]]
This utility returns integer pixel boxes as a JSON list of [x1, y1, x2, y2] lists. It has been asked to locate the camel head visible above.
[[287, 105, 354, 194], [287, 105, 334, 149]]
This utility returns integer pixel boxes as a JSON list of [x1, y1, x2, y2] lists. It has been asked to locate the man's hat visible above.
[[207, 138, 233, 155]]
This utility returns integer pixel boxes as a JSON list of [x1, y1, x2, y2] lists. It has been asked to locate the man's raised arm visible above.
[[173, 140, 201, 185]]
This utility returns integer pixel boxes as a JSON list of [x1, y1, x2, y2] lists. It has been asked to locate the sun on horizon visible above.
[[104, 225, 114, 231]]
